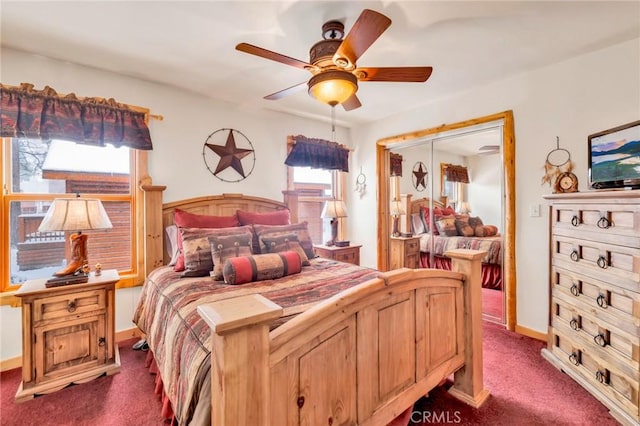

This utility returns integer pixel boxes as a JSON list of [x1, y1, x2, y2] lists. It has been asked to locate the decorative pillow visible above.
[[468, 216, 484, 229], [454, 216, 474, 237], [209, 232, 254, 280], [253, 222, 315, 259], [165, 225, 180, 266], [420, 206, 439, 235], [173, 209, 240, 272], [474, 224, 499, 237], [222, 251, 302, 285], [261, 234, 310, 266], [442, 205, 456, 216], [179, 225, 252, 277], [237, 209, 290, 226], [435, 215, 458, 237], [411, 213, 426, 235]]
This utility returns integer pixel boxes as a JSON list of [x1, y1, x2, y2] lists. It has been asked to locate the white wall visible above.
[[0, 48, 352, 362], [349, 37, 640, 333]]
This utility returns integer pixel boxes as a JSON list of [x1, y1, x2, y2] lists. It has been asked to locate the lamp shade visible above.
[[38, 198, 113, 232], [458, 201, 471, 214], [390, 199, 406, 216], [308, 70, 358, 106], [321, 199, 348, 219]]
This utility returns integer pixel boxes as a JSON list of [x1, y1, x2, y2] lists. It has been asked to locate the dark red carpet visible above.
[[0, 338, 164, 426], [0, 326, 618, 425]]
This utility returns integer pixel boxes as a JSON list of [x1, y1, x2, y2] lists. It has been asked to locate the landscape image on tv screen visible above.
[[591, 123, 640, 184]]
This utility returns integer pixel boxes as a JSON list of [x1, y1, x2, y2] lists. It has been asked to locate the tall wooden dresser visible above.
[[543, 191, 640, 425]]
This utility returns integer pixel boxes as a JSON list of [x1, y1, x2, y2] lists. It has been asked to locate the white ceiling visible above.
[[2, 1, 639, 128]]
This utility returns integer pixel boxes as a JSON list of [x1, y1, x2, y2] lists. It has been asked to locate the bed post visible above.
[[445, 249, 490, 408], [141, 184, 166, 277], [198, 295, 283, 426]]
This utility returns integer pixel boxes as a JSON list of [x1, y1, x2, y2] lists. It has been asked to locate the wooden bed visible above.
[[403, 195, 503, 290], [138, 190, 489, 426]]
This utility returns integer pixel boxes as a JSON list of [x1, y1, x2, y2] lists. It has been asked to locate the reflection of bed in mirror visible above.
[[402, 195, 503, 290]]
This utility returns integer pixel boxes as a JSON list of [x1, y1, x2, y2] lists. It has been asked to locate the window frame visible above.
[[1, 122, 151, 302]]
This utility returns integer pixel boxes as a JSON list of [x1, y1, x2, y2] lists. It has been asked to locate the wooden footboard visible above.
[[198, 249, 488, 425]]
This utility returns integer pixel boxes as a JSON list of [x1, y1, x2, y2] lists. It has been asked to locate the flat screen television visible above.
[[588, 119, 640, 189]]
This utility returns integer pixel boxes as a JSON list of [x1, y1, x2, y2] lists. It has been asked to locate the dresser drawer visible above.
[[552, 235, 640, 292], [552, 203, 640, 248], [552, 297, 640, 371], [552, 267, 640, 334], [550, 328, 640, 419], [405, 239, 419, 255], [33, 288, 107, 322]]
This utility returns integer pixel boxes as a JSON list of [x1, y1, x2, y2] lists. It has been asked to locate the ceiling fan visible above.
[[236, 9, 433, 111]]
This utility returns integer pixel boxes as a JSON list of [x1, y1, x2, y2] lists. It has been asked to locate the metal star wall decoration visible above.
[[203, 129, 255, 182], [412, 161, 428, 191]]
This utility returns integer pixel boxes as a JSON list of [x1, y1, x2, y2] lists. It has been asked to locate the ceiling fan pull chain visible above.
[[331, 105, 336, 141]]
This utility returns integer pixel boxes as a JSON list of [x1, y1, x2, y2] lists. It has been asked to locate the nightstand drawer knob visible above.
[[569, 319, 580, 331], [570, 284, 580, 297], [597, 216, 611, 229], [67, 300, 77, 313], [571, 216, 580, 227], [570, 250, 579, 262]]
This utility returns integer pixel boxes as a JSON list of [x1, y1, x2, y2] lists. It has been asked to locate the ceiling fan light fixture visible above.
[[308, 70, 358, 106]]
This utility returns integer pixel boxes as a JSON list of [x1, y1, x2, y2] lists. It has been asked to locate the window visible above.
[[1, 137, 148, 293], [286, 139, 346, 245]]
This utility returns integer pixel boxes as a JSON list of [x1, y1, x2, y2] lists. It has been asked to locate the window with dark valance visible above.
[[0, 83, 153, 150], [390, 152, 403, 177], [284, 135, 349, 172], [444, 164, 470, 183]]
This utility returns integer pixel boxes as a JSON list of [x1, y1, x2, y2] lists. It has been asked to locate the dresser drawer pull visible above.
[[570, 284, 580, 297], [571, 216, 580, 227], [98, 337, 106, 347], [570, 250, 579, 262], [597, 217, 611, 229], [594, 333, 607, 347], [596, 294, 608, 309], [569, 319, 580, 331], [67, 300, 77, 313], [595, 370, 607, 384], [568, 352, 580, 366], [596, 256, 608, 269]]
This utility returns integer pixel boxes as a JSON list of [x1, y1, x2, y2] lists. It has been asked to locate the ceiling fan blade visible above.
[[356, 67, 433, 82], [236, 43, 313, 70], [342, 94, 362, 111], [264, 82, 308, 100], [334, 9, 391, 67]]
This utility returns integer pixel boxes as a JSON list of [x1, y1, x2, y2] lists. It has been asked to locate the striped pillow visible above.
[[222, 251, 302, 285]]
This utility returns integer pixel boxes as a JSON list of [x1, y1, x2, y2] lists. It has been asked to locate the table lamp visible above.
[[321, 199, 348, 246], [38, 195, 112, 285], [390, 199, 406, 237]]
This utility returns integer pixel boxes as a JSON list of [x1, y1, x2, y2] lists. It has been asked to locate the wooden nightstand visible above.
[[314, 244, 362, 266], [15, 269, 121, 402], [390, 236, 421, 269]]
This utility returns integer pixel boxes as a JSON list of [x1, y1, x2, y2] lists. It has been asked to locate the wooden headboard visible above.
[[401, 196, 445, 233], [141, 188, 299, 275]]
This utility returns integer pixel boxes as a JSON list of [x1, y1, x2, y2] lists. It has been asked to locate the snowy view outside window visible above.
[[7, 139, 131, 285]]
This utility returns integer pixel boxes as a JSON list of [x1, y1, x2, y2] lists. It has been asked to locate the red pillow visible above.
[[236, 209, 290, 225], [173, 209, 240, 272], [420, 206, 439, 235], [222, 251, 302, 285]]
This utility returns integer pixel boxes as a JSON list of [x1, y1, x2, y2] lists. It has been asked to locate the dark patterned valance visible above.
[[0, 83, 153, 150], [390, 152, 403, 177], [285, 135, 349, 172], [445, 164, 470, 183]]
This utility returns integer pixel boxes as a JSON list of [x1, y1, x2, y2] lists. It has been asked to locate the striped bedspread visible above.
[[419, 233, 502, 265], [132, 257, 378, 425]]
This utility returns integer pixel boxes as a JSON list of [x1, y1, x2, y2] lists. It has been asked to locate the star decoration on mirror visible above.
[[203, 129, 255, 182], [412, 161, 428, 191]]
